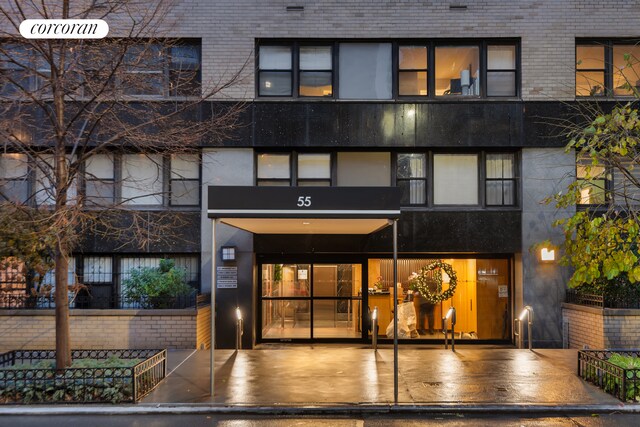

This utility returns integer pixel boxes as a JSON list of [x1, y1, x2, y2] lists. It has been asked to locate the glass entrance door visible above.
[[260, 263, 362, 340]]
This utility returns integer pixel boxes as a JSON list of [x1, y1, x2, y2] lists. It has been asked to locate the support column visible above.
[[210, 219, 217, 397], [393, 219, 398, 405]]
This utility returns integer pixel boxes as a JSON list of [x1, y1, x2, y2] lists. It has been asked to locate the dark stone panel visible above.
[[254, 210, 521, 255], [76, 211, 201, 253], [210, 101, 593, 149]]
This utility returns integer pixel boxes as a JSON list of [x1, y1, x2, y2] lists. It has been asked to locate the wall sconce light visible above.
[[221, 246, 236, 262], [540, 247, 555, 263]]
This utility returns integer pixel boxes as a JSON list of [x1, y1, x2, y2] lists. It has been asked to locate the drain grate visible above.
[[495, 386, 508, 392]]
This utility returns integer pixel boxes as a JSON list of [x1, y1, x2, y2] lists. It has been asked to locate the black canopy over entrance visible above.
[[207, 185, 402, 403]]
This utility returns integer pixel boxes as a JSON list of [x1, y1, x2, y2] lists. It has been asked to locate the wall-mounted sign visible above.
[[498, 285, 508, 298], [216, 266, 238, 289], [298, 269, 308, 280]]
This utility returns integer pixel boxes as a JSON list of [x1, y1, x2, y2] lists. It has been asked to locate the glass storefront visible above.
[[261, 263, 362, 340], [368, 258, 511, 340], [259, 257, 510, 342]]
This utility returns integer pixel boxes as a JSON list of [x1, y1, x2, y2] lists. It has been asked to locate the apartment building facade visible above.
[[2, 1, 639, 349]]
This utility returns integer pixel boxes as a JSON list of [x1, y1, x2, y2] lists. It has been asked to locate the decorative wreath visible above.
[[408, 260, 458, 304]]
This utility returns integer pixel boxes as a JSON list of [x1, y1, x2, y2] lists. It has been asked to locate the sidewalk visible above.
[[2, 346, 638, 416]]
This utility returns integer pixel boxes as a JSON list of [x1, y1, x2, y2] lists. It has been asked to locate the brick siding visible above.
[[562, 303, 640, 350]]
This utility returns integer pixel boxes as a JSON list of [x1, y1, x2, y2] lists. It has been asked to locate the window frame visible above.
[[83, 153, 116, 206], [297, 43, 334, 98], [169, 154, 201, 207], [484, 152, 518, 206], [394, 152, 428, 206], [257, 44, 294, 97], [575, 39, 640, 98], [575, 153, 610, 207], [255, 39, 520, 100], [256, 151, 334, 186]]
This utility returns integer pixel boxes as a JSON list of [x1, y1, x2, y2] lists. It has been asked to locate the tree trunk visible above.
[[54, 252, 71, 368]]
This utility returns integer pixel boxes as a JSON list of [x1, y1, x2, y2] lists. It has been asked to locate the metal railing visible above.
[[566, 288, 640, 309], [0, 349, 166, 404], [514, 305, 533, 350], [579, 349, 640, 402], [0, 291, 200, 310], [371, 306, 378, 351], [442, 306, 456, 352]]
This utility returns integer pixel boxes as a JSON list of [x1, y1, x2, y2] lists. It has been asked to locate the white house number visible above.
[[297, 196, 311, 207]]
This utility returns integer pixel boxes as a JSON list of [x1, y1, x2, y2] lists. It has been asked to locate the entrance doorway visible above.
[[260, 263, 363, 341]]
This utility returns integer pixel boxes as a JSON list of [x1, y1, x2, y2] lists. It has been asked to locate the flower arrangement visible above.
[[408, 260, 458, 304], [373, 275, 384, 290]]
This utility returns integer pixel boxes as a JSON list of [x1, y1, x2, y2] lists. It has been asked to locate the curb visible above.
[[0, 403, 638, 416]]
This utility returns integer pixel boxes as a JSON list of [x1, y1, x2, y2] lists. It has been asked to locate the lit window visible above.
[[398, 46, 428, 96], [613, 44, 640, 96], [297, 154, 331, 186], [576, 45, 605, 96], [576, 155, 606, 205], [299, 46, 333, 97], [435, 46, 479, 96]]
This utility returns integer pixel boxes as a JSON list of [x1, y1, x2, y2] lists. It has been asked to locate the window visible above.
[[123, 44, 165, 96], [396, 153, 427, 205], [35, 154, 77, 206], [83, 256, 113, 283], [258, 45, 292, 96], [338, 43, 392, 99], [299, 46, 333, 97], [0, 43, 31, 97], [433, 154, 478, 205], [170, 154, 200, 206], [169, 44, 201, 96], [576, 45, 605, 96], [84, 154, 115, 206], [297, 154, 331, 186], [337, 152, 391, 186], [398, 45, 428, 96], [487, 45, 517, 97], [485, 153, 516, 206], [576, 155, 607, 205], [0, 153, 29, 203], [576, 41, 640, 97], [257, 153, 291, 186], [121, 154, 163, 205], [257, 40, 518, 99], [435, 46, 479, 96]]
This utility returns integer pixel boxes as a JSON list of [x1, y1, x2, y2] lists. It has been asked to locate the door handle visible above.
[[470, 299, 472, 311]]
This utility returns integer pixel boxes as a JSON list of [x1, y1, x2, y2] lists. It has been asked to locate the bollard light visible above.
[[372, 307, 378, 321], [236, 307, 242, 321]]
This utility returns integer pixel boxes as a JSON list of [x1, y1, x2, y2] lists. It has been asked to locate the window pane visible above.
[[259, 71, 291, 96], [486, 180, 502, 205], [171, 154, 199, 179], [299, 71, 332, 97], [397, 153, 426, 178], [121, 154, 163, 205], [36, 154, 77, 205], [257, 154, 290, 179], [298, 154, 330, 179], [576, 71, 605, 96], [85, 154, 114, 180], [170, 45, 199, 70], [488, 45, 516, 70], [487, 71, 516, 96], [83, 256, 112, 283], [579, 180, 606, 205], [502, 180, 514, 205], [577, 162, 605, 179], [433, 154, 478, 204], [576, 45, 605, 70], [260, 46, 292, 70], [399, 46, 427, 69], [0, 153, 27, 178], [297, 180, 330, 187], [299, 46, 331, 70], [86, 181, 114, 204], [435, 46, 480, 96], [170, 180, 199, 205], [257, 180, 290, 186], [399, 71, 427, 96], [399, 180, 426, 205], [486, 153, 514, 179], [337, 152, 391, 186], [0, 180, 28, 203], [613, 45, 640, 96], [338, 43, 392, 100]]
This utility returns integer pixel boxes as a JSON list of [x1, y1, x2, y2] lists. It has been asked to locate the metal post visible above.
[[372, 306, 378, 351], [210, 219, 217, 397], [392, 220, 398, 406], [442, 316, 448, 349], [444, 307, 456, 352], [236, 307, 243, 351], [525, 306, 533, 351]]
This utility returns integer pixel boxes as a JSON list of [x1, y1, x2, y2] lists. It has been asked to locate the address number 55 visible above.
[[297, 196, 311, 207]]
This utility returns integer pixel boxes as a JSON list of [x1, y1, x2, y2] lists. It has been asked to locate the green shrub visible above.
[[122, 259, 194, 309]]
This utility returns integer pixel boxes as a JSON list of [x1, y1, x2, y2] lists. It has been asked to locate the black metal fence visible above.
[[566, 288, 640, 309], [0, 349, 167, 404], [578, 350, 640, 402], [0, 290, 199, 310]]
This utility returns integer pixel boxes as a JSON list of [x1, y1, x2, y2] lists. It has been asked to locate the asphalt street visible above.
[[1, 414, 639, 427]]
